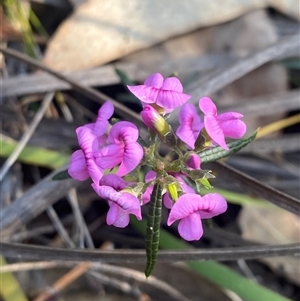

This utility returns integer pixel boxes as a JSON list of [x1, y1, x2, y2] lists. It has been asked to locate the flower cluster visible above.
[[68, 73, 247, 241]]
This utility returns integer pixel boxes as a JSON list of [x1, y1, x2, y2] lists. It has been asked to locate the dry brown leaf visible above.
[[43, 0, 299, 71], [239, 205, 300, 285]]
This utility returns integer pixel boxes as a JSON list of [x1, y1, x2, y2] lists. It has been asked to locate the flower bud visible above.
[[141, 105, 178, 148], [184, 152, 201, 170], [141, 105, 170, 136]]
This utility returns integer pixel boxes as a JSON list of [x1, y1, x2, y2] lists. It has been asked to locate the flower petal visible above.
[[156, 90, 191, 110], [117, 142, 143, 176], [145, 171, 157, 182], [185, 153, 201, 170], [92, 101, 114, 136], [108, 121, 139, 144], [199, 97, 217, 115], [127, 85, 158, 104], [107, 202, 130, 227], [92, 184, 142, 221], [95, 144, 122, 169], [100, 174, 126, 190], [176, 104, 203, 149], [167, 193, 202, 225], [163, 193, 173, 209], [144, 73, 164, 88], [219, 119, 247, 139], [161, 77, 183, 92], [204, 115, 228, 150], [178, 213, 203, 241], [198, 193, 228, 219], [76, 127, 103, 184], [68, 150, 89, 181]]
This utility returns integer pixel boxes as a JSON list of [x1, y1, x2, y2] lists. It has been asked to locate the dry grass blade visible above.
[[218, 89, 300, 116], [186, 34, 299, 96], [1, 54, 236, 97], [239, 134, 300, 154], [0, 166, 81, 239], [1, 242, 299, 262], [0, 261, 192, 301], [33, 262, 93, 301], [212, 162, 300, 215], [0, 46, 144, 128], [0, 92, 54, 181]]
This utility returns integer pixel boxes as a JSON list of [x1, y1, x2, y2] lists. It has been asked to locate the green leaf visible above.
[[114, 67, 135, 85], [0, 256, 29, 301], [201, 187, 275, 208], [52, 169, 71, 180], [145, 183, 163, 277], [198, 130, 257, 163], [1, 135, 70, 169], [131, 218, 292, 301]]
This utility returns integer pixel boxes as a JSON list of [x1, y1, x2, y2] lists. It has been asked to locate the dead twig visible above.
[[0, 92, 54, 181], [1, 242, 299, 263], [0, 46, 144, 127]]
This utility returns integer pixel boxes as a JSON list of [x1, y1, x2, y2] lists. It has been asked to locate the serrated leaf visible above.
[[198, 130, 257, 163]]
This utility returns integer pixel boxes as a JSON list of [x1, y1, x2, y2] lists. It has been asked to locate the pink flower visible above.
[[199, 97, 246, 150], [68, 127, 104, 184], [167, 193, 227, 241], [141, 105, 170, 135], [127, 73, 191, 113], [176, 103, 204, 149], [184, 152, 201, 170], [68, 102, 113, 183], [92, 174, 142, 228], [83, 101, 114, 137], [95, 121, 143, 176], [163, 174, 196, 209], [141, 171, 156, 205]]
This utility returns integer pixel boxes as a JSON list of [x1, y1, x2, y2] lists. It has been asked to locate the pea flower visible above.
[[95, 121, 143, 176], [127, 73, 191, 113], [68, 102, 114, 184], [176, 103, 203, 149], [199, 97, 246, 150], [83, 101, 114, 137], [68, 127, 104, 184], [167, 193, 227, 241], [92, 174, 142, 228]]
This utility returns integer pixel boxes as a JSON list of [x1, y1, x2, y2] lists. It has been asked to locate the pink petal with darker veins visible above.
[[219, 119, 247, 139], [76, 127, 103, 184], [156, 90, 191, 111], [199, 97, 217, 115], [144, 73, 164, 88], [204, 115, 228, 150], [127, 85, 159, 104], [117, 142, 143, 176], [198, 193, 228, 219], [108, 121, 139, 144], [107, 202, 130, 227], [100, 174, 126, 191], [178, 213, 203, 241], [68, 150, 89, 181], [167, 194, 200, 225], [161, 77, 183, 92], [176, 104, 203, 149], [92, 184, 142, 223], [92, 101, 114, 136], [95, 144, 122, 169]]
